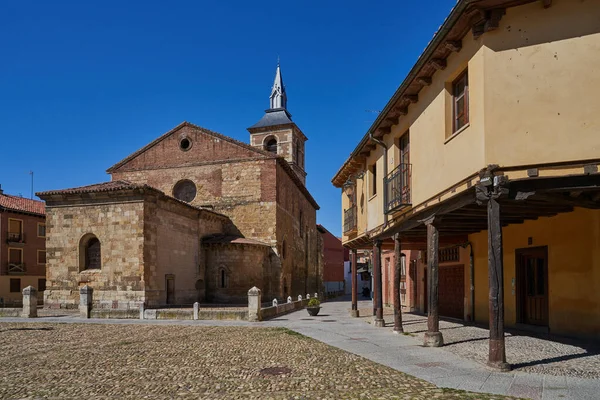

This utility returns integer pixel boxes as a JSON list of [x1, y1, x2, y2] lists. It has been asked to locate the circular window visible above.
[[173, 180, 197, 202], [180, 138, 192, 151]]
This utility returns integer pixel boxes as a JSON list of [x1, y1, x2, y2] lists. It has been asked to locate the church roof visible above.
[[0, 193, 45, 216], [248, 108, 293, 129], [36, 180, 230, 219]]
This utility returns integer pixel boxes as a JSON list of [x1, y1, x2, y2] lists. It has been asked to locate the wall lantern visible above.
[[342, 172, 364, 199]]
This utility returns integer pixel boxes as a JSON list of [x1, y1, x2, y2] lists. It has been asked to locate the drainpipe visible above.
[[369, 133, 389, 229], [461, 242, 475, 322]]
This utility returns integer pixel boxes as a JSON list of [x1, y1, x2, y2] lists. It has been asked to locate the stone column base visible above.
[[487, 361, 511, 372], [350, 309, 360, 318], [423, 331, 444, 347], [393, 328, 404, 334], [374, 318, 385, 327]]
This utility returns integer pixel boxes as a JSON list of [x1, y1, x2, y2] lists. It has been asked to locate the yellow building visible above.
[[332, 0, 600, 370]]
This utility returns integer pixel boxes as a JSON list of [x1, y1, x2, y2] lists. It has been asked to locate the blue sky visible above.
[[0, 0, 455, 236]]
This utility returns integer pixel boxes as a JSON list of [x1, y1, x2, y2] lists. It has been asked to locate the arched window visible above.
[[80, 234, 101, 271], [265, 138, 278, 154]]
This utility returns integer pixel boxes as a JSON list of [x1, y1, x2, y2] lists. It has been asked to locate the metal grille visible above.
[[384, 163, 411, 214], [343, 206, 357, 233]]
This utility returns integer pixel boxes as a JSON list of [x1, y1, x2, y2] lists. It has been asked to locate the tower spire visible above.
[[269, 62, 287, 110]]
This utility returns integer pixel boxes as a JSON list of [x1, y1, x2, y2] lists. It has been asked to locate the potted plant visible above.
[[306, 298, 321, 316]]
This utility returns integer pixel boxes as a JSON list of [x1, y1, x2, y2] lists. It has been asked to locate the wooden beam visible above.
[[423, 216, 443, 347], [393, 234, 404, 333], [416, 77, 432, 86], [486, 196, 510, 371], [377, 126, 391, 135], [444, 40, 462, 52], [402, 94, 419, 103], [430, 58, 447, 70], [373, 240, 385, 327], [350, 249, 359, 317]]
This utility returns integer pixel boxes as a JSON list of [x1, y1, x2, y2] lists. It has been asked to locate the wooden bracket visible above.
[[416, 77, 432, 86], [392, 106, 408, 116], [430, 58, 447, 70], [402, 94, 419, 103], [444, 40, 462, 52], [472, 8, 506, 39], [542, 0, 552, 8]]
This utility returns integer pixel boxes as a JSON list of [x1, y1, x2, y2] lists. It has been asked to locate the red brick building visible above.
[[317, 225, 344, 295], [0, 187, 46, 305]]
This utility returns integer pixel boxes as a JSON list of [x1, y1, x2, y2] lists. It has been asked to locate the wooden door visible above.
[[438, 264, 465, 319], [516, 247, 549, 326], [166, 275, 175, 305]]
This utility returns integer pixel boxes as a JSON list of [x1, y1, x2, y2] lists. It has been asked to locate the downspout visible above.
[[369, 133, 389, 229]]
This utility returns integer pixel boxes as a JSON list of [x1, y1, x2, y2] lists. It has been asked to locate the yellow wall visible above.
[[469, 208, 600, 337], [483, 0, 600, 166], [0, 276, 45, 305]]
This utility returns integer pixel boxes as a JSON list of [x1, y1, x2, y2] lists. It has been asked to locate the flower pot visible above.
[[307, 306, 321, 316]]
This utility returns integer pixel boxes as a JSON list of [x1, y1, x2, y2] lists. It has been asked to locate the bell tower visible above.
[[248, 62, 307, 185]]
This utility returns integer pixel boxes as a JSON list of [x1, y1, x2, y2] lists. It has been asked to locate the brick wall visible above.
[[319, 229, 344, 282], [0, 210, 46, 303]]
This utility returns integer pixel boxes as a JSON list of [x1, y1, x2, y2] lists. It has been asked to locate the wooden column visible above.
[[350, 249, 359, 317], [373, 240, 385, 327], [423, 216, 443, 347], [393, 234, 404, 333], [372, 247, 377, 316], [486, 196, 510, 371]]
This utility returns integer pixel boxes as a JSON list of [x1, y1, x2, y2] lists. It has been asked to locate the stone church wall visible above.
[[44, 197, 145, 310], [275, 163, 320, 298], [204, 243, 272, 304], [113, 159, 278, 246]]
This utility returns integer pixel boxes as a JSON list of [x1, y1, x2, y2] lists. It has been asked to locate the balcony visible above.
[[384, 163, 412, 214], [2, 262, 26, 275], [7, 232, 25, 244], [343, 206, 357, 234]]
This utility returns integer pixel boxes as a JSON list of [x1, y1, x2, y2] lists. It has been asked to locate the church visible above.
[[38, 65, 321, 309]]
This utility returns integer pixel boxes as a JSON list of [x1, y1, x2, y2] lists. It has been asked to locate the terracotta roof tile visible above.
[[0, 194, 45, 216]]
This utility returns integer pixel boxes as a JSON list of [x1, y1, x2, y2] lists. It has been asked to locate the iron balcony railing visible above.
[[343, 206, 357, 234], [384, 163, 412, 214], [7, 232, 25, 243], [3, 262, 26, 275]]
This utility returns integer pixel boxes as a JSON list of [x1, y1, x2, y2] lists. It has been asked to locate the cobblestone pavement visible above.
[[358, 306, 600, 379], [0, 322, 518, 400]]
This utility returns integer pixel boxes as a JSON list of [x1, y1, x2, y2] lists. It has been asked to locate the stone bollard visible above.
[[79, 285, 93, 319], [248, 287, 262, 322], [314, 293, 318, 299], [298, 295, 303, 301], [22, 286, 37, 318], [287, 296, 292, 303], [272, 298, 278, 307], [306, 293, 311, 299], [193, 302, 199, 320], [139, 303, 145, 320]]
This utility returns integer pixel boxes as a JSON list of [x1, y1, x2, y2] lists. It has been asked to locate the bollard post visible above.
[[306, 293, 311, 299], [272, 298, 278, 307], [22, 286, 38, 318], [298, 295, 303, 301], [287, 296, 292, 303], [193, 302, 199, 320], [248, 287, 262, 322], [314, 293, 318, 299], [79, 285, 93, 319], [139, 303, 145, 320]]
